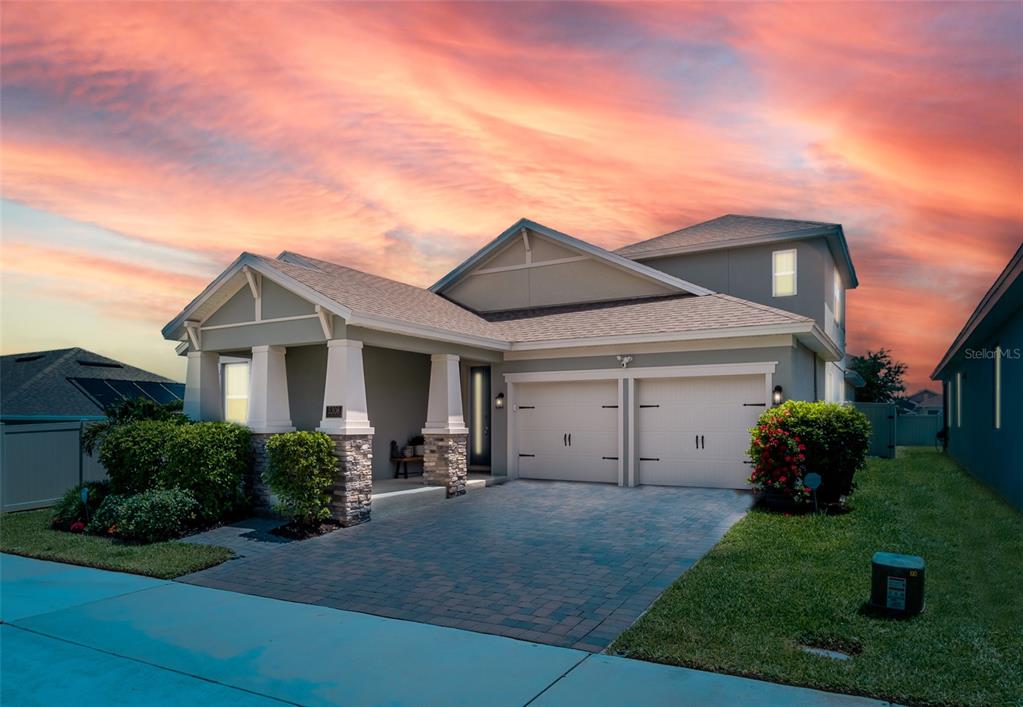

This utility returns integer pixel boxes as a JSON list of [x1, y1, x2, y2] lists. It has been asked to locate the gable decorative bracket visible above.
[[184, 320, 202, 350], [316, 305, 333, 339]]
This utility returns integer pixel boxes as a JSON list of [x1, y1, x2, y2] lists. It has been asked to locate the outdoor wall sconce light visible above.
[[495, 392, 505, 409], [772, 385, 785, 406]]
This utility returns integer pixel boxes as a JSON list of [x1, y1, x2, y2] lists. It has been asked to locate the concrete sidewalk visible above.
[[1, 554, 891, 706]]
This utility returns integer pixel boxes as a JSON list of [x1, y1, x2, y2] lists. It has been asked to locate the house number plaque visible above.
[[325, 405, 344, 418]]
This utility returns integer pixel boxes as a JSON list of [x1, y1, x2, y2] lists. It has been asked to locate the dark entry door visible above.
[[469, 366, 491, 467]]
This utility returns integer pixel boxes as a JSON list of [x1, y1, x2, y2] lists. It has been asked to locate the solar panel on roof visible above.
[[163, 383, 185, 401], [69, 378, 123, 410], [136, 381, 178, 404], [106, 379, 149, 400]]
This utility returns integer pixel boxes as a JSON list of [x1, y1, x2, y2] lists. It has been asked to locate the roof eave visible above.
[[506, 320, 819, 352], [931, 244, 1023, 380]]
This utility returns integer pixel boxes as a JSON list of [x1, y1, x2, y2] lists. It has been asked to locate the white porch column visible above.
[[183, 351, 222, 421], [422, 354, 468, 435], [247, 345, 294, 433], [317, 339, 374, 435]]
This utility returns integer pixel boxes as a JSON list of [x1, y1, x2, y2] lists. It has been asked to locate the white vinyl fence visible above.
[[0, 421, 106, 513]]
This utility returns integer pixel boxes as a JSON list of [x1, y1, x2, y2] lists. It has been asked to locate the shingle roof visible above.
[[248, 253, 816, 346], [1, 348, 177, 418], [485, 293, 813, 343], [268, 253, 499, 340], [615, 214, 839, 259]]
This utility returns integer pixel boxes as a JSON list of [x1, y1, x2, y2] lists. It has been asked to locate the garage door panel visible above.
[[636, 374, 763, 489], [516, 380, 620, 484]]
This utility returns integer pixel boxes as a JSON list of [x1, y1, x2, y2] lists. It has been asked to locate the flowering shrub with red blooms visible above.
[[748, 400, 871, 505], [748, 406, 812, 503], [69, 521, 86, 533]]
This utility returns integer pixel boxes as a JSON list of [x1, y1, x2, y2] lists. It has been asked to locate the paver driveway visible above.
[[181, 480, 751, 651]]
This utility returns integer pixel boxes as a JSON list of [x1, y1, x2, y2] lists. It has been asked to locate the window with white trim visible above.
[[956, 371, 962, 428], [223, 362, 250, 424], [833, 273, 843, 326], [994, 345, 1002, 429], [772, 249, 797, 297]]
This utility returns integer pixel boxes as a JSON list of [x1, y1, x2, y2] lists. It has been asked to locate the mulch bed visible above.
[[269, 518, 341, 540]]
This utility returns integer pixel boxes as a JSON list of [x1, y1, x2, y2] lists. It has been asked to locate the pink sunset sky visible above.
[[1, 2, 1021, 390]]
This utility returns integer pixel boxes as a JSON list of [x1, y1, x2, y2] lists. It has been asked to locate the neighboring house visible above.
[[0, 348, 184, 511], [1, 347, 184, 422], [905, 388, 943, 416], [163, 215, 857, 525], [932, 244, 1022, 511]]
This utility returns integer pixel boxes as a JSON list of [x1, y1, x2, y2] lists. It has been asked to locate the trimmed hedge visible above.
[[162, 422, 251, 521], [263, 431, 337, 526], [749, 401, 871, 505], [98, 420, 178, 494], [88, 489, 199, 543]]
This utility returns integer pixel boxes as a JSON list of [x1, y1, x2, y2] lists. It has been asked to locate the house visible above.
[[162, 215, 857, 525], [905, 389, 943, 416], [1, 347, 184, 423], [0, 348, 184, 512], [932, 244, 1022, 511]]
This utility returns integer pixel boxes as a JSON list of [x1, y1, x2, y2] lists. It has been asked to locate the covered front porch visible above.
[[182, 333, 501, 526]]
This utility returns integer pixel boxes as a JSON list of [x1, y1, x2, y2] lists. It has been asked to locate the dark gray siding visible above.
[[939, 306, 1022, 511]]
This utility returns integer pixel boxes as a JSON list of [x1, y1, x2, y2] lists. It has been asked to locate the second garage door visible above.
[[636, 374, 765, 488], [516, 380, 619, 483]]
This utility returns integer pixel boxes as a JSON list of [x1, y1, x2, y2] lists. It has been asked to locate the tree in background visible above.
[[848, 348, 908, 402]]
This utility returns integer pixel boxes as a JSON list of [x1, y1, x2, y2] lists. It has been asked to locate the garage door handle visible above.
[[519, 454, 535, 457], [519, 405, 535, 409], [602, 456, 618, 460], [701, 435, 705, 449], [563, 433, 567, 446], [602, 405, 618, 409], [743, 403, 766, 407], [568, 433, 572, 446], [695, 434, 698, 449], [640, 457, 659, 462], [639, 404, 659, 408]]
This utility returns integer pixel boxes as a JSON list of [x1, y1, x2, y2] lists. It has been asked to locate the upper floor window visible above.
[[833, 273, 843, 325], [772, 249, 797, 297], [223, 362, 250, 424]]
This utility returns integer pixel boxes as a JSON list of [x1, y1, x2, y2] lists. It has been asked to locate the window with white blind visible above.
[[772, 249, 797, 297]]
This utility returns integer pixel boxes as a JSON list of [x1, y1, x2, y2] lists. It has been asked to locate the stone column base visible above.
[[248, 433, 276, 514], [326, 434, 373, 526], [423, 433, 468, 498]]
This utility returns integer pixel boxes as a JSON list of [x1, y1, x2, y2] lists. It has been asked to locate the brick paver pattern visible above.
[[180, 481, 751, 652]]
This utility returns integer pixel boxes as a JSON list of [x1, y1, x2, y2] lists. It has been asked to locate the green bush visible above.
[[262, 431, 337, 526], [162, 422, 251, 521], [98, 420, 179, 494], [50, 481, 110, 531], [748, 401, 871, 504], [82, 397, 187, 455], [87, 489, 199, 543]]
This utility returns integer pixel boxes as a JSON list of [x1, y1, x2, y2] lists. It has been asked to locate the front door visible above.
[[469, 366, 491, 467]]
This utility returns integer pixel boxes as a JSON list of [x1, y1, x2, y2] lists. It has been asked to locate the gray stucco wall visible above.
[[938, 306, 1022, 511], [262, 279, 315, 319], [285, 344, 327, 431], [641, 238, 837, 338], [204, 285, 255, 326], [363, 346, 431, 480]]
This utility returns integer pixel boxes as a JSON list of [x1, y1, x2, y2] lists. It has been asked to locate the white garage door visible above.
[[516, 380, 619, 483], [636, 374, 765, 488]]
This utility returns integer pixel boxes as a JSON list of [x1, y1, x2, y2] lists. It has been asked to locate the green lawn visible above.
[[612, 448, 1023, 706], [0, 509, 233, 579]]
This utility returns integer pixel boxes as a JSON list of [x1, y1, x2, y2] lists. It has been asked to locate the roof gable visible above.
[[430, 218, 713, 299]]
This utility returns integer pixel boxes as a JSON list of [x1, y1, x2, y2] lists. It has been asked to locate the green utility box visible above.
[[870, 552, 925, 617]]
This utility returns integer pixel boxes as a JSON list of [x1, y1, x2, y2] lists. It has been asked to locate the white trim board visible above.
[[504, 361, 777, 384], [503, 334, 794, 361], [200, 313, 320, 331]]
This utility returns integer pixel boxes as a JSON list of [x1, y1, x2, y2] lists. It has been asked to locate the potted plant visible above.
[[409, 434, 425, 456]]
